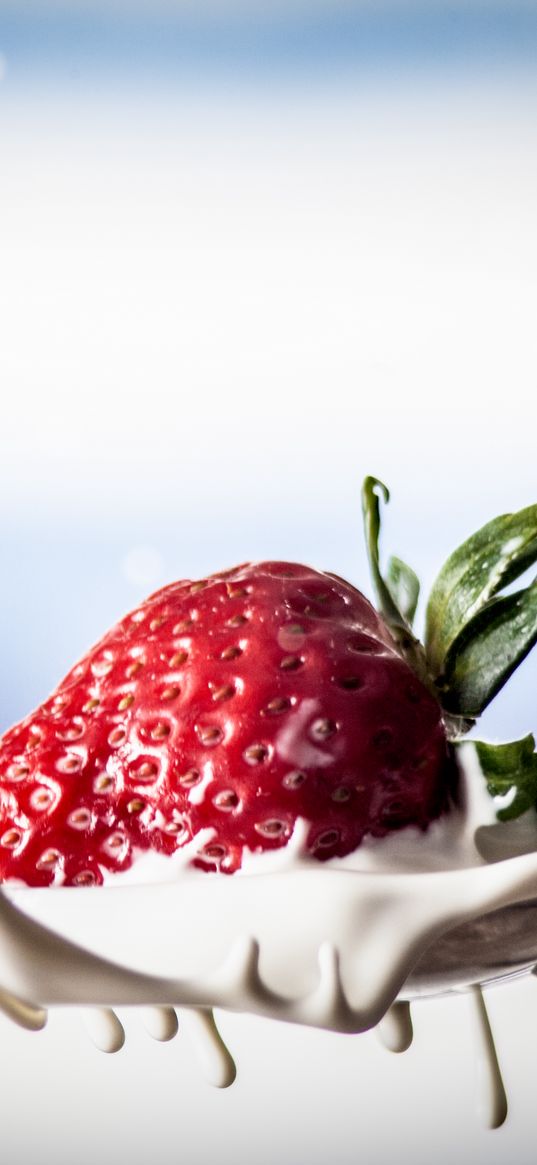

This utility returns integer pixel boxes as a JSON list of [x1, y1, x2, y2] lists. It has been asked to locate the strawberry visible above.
[[0, 560, 450, 885], [3, 475, 534, 888]]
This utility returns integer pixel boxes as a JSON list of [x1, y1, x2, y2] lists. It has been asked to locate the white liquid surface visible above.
[[0, 743, 535, 1125]]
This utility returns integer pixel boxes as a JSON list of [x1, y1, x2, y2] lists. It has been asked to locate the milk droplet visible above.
[[181, 1008, 236, 1088], [141, 1006, 178, 1042], [82, 1008, 125, 1054], [377, 1001, 413, 1053], [469, 986, 508, 1129], [0, 987, 47, 1031]]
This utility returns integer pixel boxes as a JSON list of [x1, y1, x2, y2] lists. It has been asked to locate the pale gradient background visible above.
[[0, 2, 536, 1161]]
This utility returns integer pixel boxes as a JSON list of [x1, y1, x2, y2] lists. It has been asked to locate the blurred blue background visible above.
[[0, 2, 535, 738], [2, 1, 537, 79], [0, 7, 536, 1159]]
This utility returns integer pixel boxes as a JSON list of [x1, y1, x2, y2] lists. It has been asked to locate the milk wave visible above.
[[0, 743, 536, 1126]]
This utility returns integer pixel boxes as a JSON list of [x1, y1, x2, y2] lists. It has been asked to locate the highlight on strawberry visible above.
[[0, 478, 535, 885]]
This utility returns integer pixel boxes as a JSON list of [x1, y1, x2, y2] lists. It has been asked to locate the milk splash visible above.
[[0, 743, 536, 1127]]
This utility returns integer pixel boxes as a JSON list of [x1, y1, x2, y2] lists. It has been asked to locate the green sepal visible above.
[[439, 580, 537, 718], [361, 476, 449, 697], [361, 477, 409, 632], [472, 735, 537, 820], [425, 504, 537, 679], [386, 555, 420, 628]]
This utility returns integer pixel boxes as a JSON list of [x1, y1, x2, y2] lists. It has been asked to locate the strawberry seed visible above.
[[220, 645, 242, 660], [126, 660, 144, 679], [263, 697, 291, 715], [331, 786, 351, 802], [133, 760, 159, 782], [94, 773, 114, 792], [226, 614, 248, 628], [280, 655, 304, 671], [196, 725, 223, 747], [337, 676, 364, 690], [169, 651, 188, 668], [213, 789, 240, 811], [254, 819, 286, 838], [56, 753, 84, 773], [202, 843, 226, 860], [68, 808, 92, 830], [73, 870, 97, 886], [57, 718, 85, 742], [6, 762, 29, 781], [150, 723, 171, 740], [1, 829, 22, 849], [127, 798, 145, 813], [161, 684, 180, 701], [108, 727, 127, 747], [30, 787, 55, 811], [173, 620, 194, 634], [105, 832, 126, 851], [211, 684, 235, 703], [310, 718, 337, 741], [243, 744, 269, 765], [179, 769, 201, 788], [83, 697, 100, 713], [313, 828, 340, 849], [37, 849, 61, 869], [283, 770, 306, 789]]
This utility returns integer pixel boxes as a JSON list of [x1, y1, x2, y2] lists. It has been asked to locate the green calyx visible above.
[[474, 736, 537, 821], [361, 477, 537, 819]]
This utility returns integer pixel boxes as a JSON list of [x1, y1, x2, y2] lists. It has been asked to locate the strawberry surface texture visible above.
[[0, 562, 451, 885]]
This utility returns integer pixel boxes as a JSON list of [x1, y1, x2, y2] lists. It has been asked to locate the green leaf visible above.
[[425, 504, 537, 678], [440, 580, 537, 717], [386, 555, 420, 627], [473, 735, 537, 821]]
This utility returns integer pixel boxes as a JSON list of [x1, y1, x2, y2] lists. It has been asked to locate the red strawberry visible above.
[[0, 561, 450, 885]]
